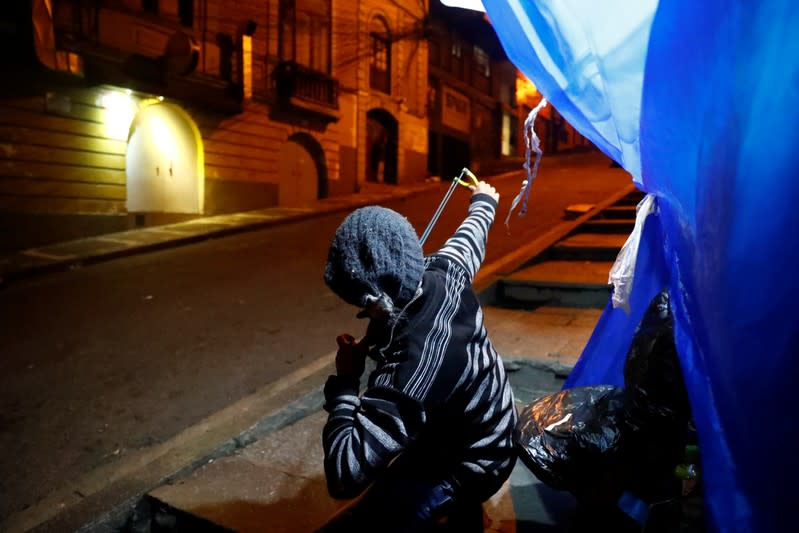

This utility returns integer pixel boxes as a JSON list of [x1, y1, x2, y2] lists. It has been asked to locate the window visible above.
[[501, 112, 513, 156], [279, 0, 332, 74], [56, 51, 83, 76], [499, 80, 513, 105], [473, 45, 490, 77], [429, 40, 440, 67], [370, 35, 390, 92], [451, 39, 464, 80], [369, 17, 391, 93], [142, 0, 158, 15], [178, 0, 193, 27], [279, 0, 295, 61]]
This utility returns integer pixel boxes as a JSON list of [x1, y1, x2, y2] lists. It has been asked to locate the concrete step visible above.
[[563, 203, 596, 220], [564, 190, 643, 220], [581, 218, 636, 234], [550, 232, 628, 261], [616, 192, 646, 205], [498, 260, 613, 308], [594, 205, 638, 219]]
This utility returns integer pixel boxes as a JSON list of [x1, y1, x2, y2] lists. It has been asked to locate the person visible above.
[[318, 181, 517, 532]]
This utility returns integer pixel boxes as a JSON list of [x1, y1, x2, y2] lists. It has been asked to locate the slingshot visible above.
[[420, 167, 479, 246]]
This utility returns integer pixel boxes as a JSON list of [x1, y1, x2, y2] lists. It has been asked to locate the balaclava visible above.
[[324, 206, 424, 311]]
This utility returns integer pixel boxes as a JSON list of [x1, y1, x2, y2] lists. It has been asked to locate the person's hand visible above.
[[335, 333, 367, 378], [470, 180, 499, 203]]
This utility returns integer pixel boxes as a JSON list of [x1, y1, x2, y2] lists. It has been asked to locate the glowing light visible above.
[[148, 114, 178, 159], [157, 96, 164, 101], [100, 91, 137, 140], [516, 74, 538, 104]]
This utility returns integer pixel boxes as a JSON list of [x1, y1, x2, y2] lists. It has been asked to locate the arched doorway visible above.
[[278, 133, 328, 206], [366, 108, 398, 184], [126, 103, 204, 213]]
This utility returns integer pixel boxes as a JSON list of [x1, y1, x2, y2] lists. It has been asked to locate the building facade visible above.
[[426, 2, 520, 182], [0, 0, 429, 251]]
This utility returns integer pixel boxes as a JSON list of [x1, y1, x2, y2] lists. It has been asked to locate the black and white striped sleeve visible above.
[[434, 194, 497, 280], [322, 379, 426, 499]]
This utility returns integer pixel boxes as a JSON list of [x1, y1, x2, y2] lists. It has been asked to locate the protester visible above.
[[318, 180, 516, 532]]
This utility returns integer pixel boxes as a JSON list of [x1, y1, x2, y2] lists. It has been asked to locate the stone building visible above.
[[426, 1, 520, 182], [0, 0, 429, 251]]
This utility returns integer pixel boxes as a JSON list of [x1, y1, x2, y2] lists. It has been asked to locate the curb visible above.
[[0, 186, 433, 285], [0, 168, 531, 286]]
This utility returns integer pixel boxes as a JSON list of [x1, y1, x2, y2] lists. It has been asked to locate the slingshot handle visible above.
[[420, 168, 475, 246]]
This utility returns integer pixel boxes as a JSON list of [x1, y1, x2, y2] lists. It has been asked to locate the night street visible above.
[[2, 0, 797, 530], [0, 153, 629, 525]]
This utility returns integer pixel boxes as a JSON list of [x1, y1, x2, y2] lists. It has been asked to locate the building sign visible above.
[[441, 85, 471, 132]]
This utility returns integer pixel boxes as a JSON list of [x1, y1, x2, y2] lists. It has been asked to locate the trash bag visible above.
[[623, 290, 691, 424], [515, 385, 628, 498], [514, 290, 691, 504], [621, 290, 691, 501]]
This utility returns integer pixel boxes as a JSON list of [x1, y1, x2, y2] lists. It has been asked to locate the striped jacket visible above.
[[322, 194, 517, 502]]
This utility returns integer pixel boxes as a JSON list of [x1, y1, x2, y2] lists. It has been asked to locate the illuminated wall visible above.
[[0, 86, 129, 218], [126, 102, 204, 214]]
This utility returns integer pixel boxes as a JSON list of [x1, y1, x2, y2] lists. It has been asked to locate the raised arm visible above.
[[433, 181, 499, 280]]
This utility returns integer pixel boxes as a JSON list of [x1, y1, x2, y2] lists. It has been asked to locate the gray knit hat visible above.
[[324, 206, 424, 309]]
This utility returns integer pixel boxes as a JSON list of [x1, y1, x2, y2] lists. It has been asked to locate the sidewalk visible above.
[[90, 304, 598, 533], [143, 359, 584, 533], [0, 180, 442, 284]]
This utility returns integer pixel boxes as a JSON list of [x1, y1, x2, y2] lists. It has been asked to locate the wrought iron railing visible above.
[[274, 61, 339, 110]]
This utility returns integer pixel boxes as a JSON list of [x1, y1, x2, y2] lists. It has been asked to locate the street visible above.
[[0, 152, 630, 524]]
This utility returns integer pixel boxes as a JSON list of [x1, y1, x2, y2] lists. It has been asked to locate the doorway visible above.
[[278, 133, 328, 206], [365, 108, 398, 184], [126, 103, 204, 213]]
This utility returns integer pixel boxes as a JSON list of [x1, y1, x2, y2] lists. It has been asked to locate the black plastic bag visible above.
[[624, 290, 691, 425], [621, 290, 691, 500], [515, 385, 627, 496], [514, 290, 692, 503]]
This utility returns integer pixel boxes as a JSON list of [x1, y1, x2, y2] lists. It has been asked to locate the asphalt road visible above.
[[0, 151, 630, 522]]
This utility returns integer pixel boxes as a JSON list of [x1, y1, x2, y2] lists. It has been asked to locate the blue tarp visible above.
[[480, 1, 799, 531]]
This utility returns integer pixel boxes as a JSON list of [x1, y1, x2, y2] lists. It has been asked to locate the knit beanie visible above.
[[324, 206, 424, 309]]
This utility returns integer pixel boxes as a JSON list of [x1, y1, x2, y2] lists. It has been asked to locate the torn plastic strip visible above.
[[504, 97, 547, 231]]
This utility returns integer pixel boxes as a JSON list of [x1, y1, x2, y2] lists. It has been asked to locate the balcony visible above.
[[47, 3, 243, 113], [273, 61, 340, 122]]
